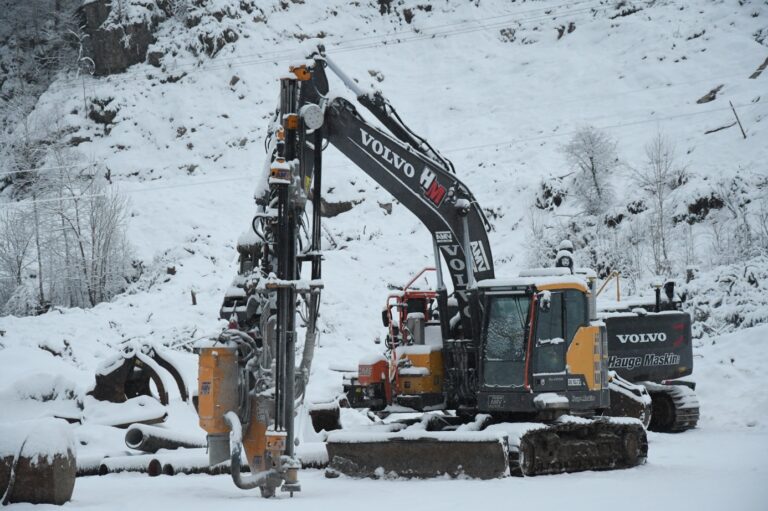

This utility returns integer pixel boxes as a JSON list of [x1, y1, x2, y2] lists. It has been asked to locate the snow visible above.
[[476, 276, 588, 290], [11, 431, 765, 511], [326, 430, 505, 444], [536, 337, 565, 345], [82, 395, 167, 427], [357, 353, 387, 366], [693, 324, 768, 431], [398, 345, 439, 355], [518, 267, 573, 278], [0, 0, 767, 507], [533, 392, 569, 407], [0, 418, 76, 463], [398, 367, 429, 377]]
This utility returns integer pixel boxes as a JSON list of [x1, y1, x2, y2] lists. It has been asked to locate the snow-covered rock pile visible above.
[[682, 255, 768, 338]]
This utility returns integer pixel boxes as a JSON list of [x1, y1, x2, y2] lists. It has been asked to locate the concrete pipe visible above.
[[125, 424, 206, 453]]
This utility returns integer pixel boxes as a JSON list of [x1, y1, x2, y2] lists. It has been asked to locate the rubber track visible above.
[[509, 420, 648, 476]]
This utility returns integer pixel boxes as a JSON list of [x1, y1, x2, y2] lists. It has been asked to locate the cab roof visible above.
[[475, 274, 589, 293]]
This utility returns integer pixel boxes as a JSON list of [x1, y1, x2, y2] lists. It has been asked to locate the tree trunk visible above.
[[31, 191, 45, 306]]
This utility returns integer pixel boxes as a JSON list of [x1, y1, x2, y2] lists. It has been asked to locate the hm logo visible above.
[[419, 168, 447, 207]]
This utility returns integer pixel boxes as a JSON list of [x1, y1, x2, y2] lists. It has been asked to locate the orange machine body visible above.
[[198, 347, 239, 435], [356, 357, 392, 405], [198, 346, 272, 470]]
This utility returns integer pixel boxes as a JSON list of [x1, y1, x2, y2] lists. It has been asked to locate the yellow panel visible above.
[[398, 350, 443, 395], [566, 326, 599, 390], [400, 376, 441, 394]]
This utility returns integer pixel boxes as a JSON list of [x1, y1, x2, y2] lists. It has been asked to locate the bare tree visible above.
[[757, 193, 768, 255], [1, 158, 134, 313], [9, 114, 49, 306], [0, 208, 34, 287], [631, 132, 687, 275], [48, 168, 133, 308], [564, 126, 619, 216]]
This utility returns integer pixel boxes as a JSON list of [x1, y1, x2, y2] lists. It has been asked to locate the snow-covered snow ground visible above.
[[8, 431, 768, 511], [1, 0, 767, 507]]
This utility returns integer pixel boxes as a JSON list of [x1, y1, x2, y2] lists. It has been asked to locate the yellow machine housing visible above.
[[396, 345, 443, 394], [394, 345, 444, 409]]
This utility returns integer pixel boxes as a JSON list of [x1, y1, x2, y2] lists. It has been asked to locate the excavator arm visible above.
[[297, 50, 495, 336]]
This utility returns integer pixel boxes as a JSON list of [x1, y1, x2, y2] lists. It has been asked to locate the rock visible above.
[[68, 136, 92, 146], [320, 198, 363, 217], [696, 84, 724, 104], [79, 0, 163, 76], [147, 51, 164, 68]]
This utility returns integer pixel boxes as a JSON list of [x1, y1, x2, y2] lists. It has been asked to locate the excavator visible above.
[[344, 256, 699, 433], [195, 45, 650, 496], [343, 267, 443, 412]]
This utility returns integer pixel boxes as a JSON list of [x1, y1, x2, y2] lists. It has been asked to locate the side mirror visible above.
[[538, 291, 551, 312], [381, 309, 390, 327]]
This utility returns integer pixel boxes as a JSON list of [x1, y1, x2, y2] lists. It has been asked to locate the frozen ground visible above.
[[9, 429, 768, 511], [3, 323, 767, 509]]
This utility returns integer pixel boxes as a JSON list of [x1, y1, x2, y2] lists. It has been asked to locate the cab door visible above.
[[532, 292, 567, 392]]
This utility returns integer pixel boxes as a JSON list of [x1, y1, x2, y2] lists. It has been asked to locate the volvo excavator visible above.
[[343, 258, 699, 433], [195, 46, 650, 496]]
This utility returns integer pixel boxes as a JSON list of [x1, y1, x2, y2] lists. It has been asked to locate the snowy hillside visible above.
[[1, 0, 767, 508], [2, 0, 766, 394]]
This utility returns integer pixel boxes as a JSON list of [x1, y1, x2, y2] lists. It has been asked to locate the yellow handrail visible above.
[[596, 271, 621, 302]]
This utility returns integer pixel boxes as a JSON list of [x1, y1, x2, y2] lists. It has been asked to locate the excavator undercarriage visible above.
[[325, 414, 647, 479]]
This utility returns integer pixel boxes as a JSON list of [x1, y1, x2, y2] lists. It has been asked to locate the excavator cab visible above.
[[472, 276, 609, 418]]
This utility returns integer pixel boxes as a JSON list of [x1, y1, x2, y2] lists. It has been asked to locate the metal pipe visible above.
[[77, 451, 130, 477], [296, 129, 324, 401], [460, 214, 476, 289], [124, 424, 206, 454], [325, 56, 365, 98], [432, 239, 445, 292], [98, 454, 156, 475], [587, 277, 598, 322], [278, 76, 299, 457], [147, 449, 212, 476]]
